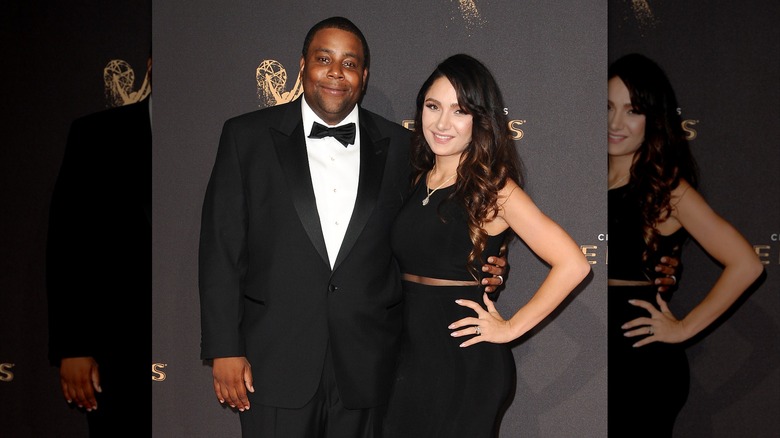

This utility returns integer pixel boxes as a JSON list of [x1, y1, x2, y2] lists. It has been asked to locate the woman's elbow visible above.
[[747, 258, 765, 282], [572, 257, 591, 282]]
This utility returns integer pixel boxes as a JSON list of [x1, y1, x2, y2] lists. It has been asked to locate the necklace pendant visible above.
[[422, 196, 430, 206]]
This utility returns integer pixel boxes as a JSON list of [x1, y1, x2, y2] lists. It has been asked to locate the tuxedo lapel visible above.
[[332, 111, 390, 270], [272, 102, 329, 267]]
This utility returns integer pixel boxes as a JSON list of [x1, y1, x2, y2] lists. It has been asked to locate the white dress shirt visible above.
[[301, 97, 361, 268]]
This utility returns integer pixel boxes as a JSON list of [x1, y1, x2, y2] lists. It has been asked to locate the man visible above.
[[46, 59, 151, 437], [198, 17, 505, 437]]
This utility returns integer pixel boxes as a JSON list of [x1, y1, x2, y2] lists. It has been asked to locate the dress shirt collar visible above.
[[301, 96, 360, 137]]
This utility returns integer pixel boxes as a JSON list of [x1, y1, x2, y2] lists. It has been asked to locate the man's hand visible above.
[[60, 357, 101, 411], [654, 256, 680, 293], [212, 356, 254, 412], [481, 255, 508, 293]]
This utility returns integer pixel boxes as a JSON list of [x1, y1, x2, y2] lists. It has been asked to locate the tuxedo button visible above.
[[328, 284, 338, 293]]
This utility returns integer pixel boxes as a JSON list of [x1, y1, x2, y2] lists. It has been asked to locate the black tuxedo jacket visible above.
[[199, 98, 411, 409], [46, 98, 151, 369]]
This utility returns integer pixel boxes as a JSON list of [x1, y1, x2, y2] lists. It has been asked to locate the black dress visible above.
[[385, 179, 515, 438], [608, 184, 689, 437]]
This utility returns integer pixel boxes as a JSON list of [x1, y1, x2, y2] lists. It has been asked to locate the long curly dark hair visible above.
[[410, 54, 524, 278], [609, 53, 698, 262]]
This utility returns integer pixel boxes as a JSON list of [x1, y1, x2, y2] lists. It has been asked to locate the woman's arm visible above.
[[452, 180, 590, 345], [664, 180, 764, 341]]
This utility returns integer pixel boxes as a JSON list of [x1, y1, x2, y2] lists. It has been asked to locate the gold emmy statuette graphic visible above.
[[0, 363, 15, 382], [256, 59, 303, 107], [456, 0, 486, 30], [631, 0, 657, 29], [103, 59, 151, 107]]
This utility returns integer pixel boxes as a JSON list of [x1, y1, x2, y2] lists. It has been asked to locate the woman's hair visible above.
[[411, 53, 524, 277], [609, 53, 699, 260]]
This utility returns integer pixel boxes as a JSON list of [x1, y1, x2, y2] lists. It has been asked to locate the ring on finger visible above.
[[475, 326, 481, 336], [496, 275, 504, 286], [669, 275, 677, 285], [648, 326, 654, 335]]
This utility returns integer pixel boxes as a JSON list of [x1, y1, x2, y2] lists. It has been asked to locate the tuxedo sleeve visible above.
[[198, 119, 249, 359], [46, 117, 106, 363]]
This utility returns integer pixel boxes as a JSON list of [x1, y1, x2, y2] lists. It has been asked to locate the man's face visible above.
[[300, 27, 367, 126]]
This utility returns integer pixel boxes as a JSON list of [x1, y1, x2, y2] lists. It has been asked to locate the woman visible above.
[[607, 53, 764, 437], [385, 54, 591, 437]]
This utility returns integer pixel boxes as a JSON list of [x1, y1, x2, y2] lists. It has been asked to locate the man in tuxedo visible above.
[[198, 17, 505, 437], [46, 62, 151, 436]]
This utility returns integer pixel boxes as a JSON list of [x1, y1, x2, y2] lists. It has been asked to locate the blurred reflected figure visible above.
[[46, 57, 151, 437], [607, 53, 763, 437]]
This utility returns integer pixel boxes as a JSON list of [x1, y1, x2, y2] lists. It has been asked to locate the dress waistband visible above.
[[402, 273, 479, 287], [607, 279, 653, 287]]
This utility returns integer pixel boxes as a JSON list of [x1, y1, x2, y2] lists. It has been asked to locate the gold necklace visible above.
[[422, 172, 456, 206], [608, 174, 629, 190]]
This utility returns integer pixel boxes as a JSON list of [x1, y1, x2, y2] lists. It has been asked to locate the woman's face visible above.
[[608, 76, 645, 159], [422, 77, 473, 159]]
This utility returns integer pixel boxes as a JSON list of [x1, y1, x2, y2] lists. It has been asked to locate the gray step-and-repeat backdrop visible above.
[[609, 1, 779, 437], [152, 1, 606, 437]]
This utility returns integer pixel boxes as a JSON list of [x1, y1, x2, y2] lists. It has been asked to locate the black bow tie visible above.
[[308, 122, 356, 147]]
